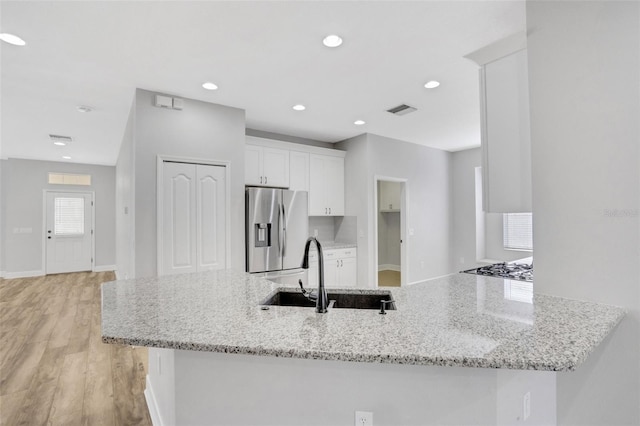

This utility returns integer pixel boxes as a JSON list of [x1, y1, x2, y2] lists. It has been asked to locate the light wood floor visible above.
[[378, 270, 401, 287], [0, 272, 151, 426]]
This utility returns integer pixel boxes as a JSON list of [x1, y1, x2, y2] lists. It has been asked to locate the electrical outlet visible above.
[[355, 411, 373, 426], [523, 391, 531, 421]]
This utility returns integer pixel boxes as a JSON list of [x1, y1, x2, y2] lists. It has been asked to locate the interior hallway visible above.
[[0, 271, 151, 425]]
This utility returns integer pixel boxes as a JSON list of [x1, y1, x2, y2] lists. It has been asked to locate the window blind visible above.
[[54, 197, 85, 235], [503, 213, 532, 251]]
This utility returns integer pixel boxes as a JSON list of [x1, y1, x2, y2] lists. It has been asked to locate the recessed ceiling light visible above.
[[62, 156, 72, 160], [322, 35, 343, 48], [354, 120, 366, 126], [292, 104, 306, 111], [202, 82, 218, 90], [53, 142, 67, 146], [77, 105, 93, 113], [424, 80, 440, 89], [0, 33, 26, 46]]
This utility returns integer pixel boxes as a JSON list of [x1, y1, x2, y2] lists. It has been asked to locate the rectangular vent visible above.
[[49, 134, 73, 143], [386, 104, 417, 116]]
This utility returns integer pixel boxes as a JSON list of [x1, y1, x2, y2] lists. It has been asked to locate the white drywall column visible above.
[[527, 1, 640, 423]]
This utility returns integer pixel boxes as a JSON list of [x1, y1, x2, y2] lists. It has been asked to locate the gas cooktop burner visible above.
[[462, 262, 533, 282]]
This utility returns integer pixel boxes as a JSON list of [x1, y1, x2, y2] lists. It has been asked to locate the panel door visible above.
[[245, 145, 263, 186], [162, 162, 197, 275], [196, 164, 227, 271], [262, 148, 290, 188], [325, 156, 344, 216], [45, 192, 93, 274], [308, 155, 327, 215]]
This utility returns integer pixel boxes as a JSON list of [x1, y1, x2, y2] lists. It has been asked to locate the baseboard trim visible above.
[[4, 270, 45, 279], [144, 375, 163, 426], [378, 264, 401, 272], [93, 264, 116, 272]]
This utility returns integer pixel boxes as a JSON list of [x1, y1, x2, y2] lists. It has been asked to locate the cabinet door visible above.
[[245, 145, 263, 186], [338, 257, 357, 287], [323, 258, 339, 288], [482, 48, 532, 213], [262, 148, 289, 188], [308, 260, 318, 289], [379, 181, 401, 212], [308, 155, 327, 215], [289, 151, 309, 192], [325, 156, 344, 216]]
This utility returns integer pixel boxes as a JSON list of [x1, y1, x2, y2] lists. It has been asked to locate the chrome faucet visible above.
[[300, 237, 328, 313]]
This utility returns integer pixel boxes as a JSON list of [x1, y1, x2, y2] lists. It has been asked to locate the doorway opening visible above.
[[374, 177, 407, 287], [44, 191, 94, 274]]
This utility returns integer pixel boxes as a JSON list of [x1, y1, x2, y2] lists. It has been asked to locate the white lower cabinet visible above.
[[307, 248, 357, 288]]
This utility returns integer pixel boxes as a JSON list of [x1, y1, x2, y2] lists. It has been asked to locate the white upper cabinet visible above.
[[245, 144, 289, 188], [467, 33, 532, 213], [288, 151, 310, 192], [379, 181, 401, 212], [245, 136, 346, 215], [309, 154, 344, 216]]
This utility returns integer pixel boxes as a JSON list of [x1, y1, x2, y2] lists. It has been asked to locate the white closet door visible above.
[[196, 164, 226, 271], [162, 162, 197, 275]]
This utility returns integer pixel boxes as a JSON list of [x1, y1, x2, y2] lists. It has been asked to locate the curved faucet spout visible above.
[[301, 237, 328, 313]]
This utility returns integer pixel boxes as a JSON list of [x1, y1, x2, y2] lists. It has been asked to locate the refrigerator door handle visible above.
[[281, 203, 287, 258]]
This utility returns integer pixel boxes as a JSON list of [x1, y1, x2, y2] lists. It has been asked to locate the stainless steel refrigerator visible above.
[[246, 187, 308, 284]]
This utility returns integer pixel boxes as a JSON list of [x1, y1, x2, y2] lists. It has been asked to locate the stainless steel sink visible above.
[[260, 289, 396, 311]]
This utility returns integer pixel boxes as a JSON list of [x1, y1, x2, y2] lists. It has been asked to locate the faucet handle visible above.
[[379, 299, 394, 315]]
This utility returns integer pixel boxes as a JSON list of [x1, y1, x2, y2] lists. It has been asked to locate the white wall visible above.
[[115, 98, 135, 280], [527, 1, 640, 423], [451, 147, 533, 271], [337, 133, 451, 286], [133, 89, 245, 278], [1, 158, 116, 276]]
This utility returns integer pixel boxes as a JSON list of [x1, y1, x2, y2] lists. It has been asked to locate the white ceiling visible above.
[[0, 1, 525, 166]]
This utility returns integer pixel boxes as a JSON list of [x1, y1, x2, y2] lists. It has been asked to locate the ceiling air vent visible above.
[[49, 134, 73, 143], [386, 104, 417, 116]]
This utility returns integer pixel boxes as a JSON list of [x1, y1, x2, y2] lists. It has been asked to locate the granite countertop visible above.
[[101, 270, 624, 372]]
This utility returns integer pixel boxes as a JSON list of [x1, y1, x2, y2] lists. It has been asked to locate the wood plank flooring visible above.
[[0, 272, 151, 426]]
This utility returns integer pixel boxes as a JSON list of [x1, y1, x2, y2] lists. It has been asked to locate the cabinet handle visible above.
[[337, 260, 340, 268], [389, 204, 393, 209], [260, 176, 263, 184], [325, 208, 328, 214], [265, 176, 268, 184], [329, 207, 331, 215], [340, 260, 343, 267]]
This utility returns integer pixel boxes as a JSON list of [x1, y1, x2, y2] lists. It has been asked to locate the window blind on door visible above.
[[503, 213, 532, 251], [54, 197, 85, 235]]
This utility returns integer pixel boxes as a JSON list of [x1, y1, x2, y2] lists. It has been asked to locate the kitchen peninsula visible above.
[[102, 270, 624, 425]]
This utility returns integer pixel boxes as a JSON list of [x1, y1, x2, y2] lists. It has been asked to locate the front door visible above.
[[45, 192, 93, 274]]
